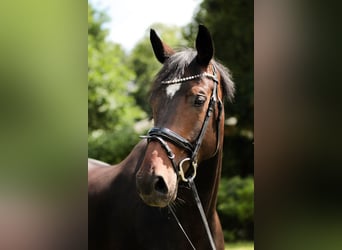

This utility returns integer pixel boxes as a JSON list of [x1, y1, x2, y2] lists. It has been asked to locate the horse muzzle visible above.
[[136, 172, 177, 207]]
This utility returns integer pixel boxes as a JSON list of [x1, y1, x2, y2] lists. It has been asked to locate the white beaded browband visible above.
[[161, 72, 218, 85]]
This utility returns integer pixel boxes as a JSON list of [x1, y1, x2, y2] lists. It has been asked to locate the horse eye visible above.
[[194, 95, 206, 107]]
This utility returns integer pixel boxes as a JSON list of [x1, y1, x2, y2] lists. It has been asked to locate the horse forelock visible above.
[[150, 49, 235, 103]]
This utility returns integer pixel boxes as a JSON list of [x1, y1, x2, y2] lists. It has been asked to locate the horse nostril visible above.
[[154, 176, 168, 194]]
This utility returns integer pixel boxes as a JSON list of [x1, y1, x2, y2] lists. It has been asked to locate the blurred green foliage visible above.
[[218, 177, 254, 241], [225, 241, 254, 250], [88, 4, 146, 163]]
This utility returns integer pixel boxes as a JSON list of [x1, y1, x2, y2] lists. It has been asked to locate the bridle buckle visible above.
[[179, 158, 198, 182]]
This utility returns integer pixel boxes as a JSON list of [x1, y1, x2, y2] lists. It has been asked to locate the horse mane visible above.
[[151, 48, 235, 102]]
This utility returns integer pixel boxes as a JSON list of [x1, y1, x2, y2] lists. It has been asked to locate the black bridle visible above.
[[140, 65, 222, 250], [140, 66, 222, 183]]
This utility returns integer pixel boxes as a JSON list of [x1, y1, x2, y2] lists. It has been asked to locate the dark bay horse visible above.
[[88, 25, 234, 250]]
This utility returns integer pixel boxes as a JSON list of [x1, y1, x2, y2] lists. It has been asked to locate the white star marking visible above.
[[166, 83, 181, 99]]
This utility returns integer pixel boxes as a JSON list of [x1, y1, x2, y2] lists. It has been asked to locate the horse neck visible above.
[[195, 148, 223, 215]]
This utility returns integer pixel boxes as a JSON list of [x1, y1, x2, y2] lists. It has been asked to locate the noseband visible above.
[[140, 65, 223, 182]]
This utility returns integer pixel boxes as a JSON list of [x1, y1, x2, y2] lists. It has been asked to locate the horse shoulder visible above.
[[89, 141, 148, 249]]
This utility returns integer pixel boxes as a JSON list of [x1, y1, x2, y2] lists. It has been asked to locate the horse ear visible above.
[[195, 25, 214, 66], [150, 29, 175, 64]]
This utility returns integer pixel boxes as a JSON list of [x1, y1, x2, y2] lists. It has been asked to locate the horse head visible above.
[[136, 25, 234, 208]]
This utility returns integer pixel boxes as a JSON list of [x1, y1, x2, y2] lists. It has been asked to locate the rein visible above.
[[140, 65, 222, 250]]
